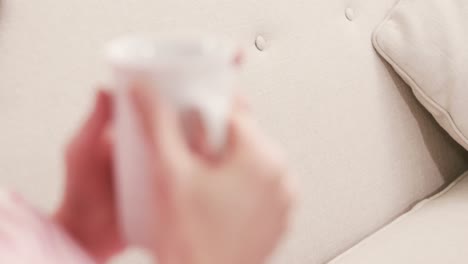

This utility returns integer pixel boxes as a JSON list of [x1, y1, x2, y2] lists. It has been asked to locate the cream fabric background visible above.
[[0, 0, 467, 263]]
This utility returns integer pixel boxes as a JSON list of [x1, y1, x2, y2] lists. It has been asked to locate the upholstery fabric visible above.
[[373, 0, 468, 150], [329, 170, 468, 264], [0, 0, 467, 263]]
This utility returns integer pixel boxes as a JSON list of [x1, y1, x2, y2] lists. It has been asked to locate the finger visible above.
[[181, 109, 210, 158], [225, 112, 246, 157], [129, 84, 156, 144], [129, 85, 182, 212], [225, 111, 259, 158], [272, 174, 295, 217], [129, 84, 190, 161], [83, 89, 112, 142], [227, 109, 288, 184], [99, 127, 113, 162], [68, 89, 113, 157]]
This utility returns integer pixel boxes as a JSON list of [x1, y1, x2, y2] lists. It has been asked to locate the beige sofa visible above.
[[0, 0, 467, 263]]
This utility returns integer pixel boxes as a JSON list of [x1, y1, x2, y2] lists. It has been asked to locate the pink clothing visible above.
[[0, 190, 95, 264]]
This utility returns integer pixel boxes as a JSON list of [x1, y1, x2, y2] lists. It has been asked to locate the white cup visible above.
[[107, 36, 238, 249]]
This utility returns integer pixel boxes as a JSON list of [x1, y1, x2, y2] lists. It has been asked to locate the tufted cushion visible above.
[[373, 0, 468, 150], [328, 170, 468, 264], [0, 0, 467, 263]]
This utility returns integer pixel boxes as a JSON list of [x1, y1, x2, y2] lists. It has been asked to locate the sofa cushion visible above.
[[1, 0, 468, 263], [373, 0, 468, 150], [329, 170, 468, 264]]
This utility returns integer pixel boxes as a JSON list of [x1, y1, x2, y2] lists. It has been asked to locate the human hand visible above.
[[54, 90, 125, 263], [132, 85, 294, 264]]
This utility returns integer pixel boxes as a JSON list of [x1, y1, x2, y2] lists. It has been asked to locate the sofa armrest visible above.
[[329, 170, 468, 264]]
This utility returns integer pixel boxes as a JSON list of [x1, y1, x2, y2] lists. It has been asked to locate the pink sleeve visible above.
[[0, 190, 96, 264]]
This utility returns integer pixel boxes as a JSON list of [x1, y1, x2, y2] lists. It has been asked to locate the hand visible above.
[[54, 90, 125, 262], [132, 85, 294, 264]]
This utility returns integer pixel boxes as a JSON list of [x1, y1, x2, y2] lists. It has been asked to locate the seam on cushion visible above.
[[371, 13, 468, 150], [374, 39, 468, 149], [328, 170, 468, 263], [370, 0, 402, 50]]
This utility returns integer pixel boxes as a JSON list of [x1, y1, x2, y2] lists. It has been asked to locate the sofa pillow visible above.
[[328, 170, 468, 264], [372, 0, 468, 150]]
